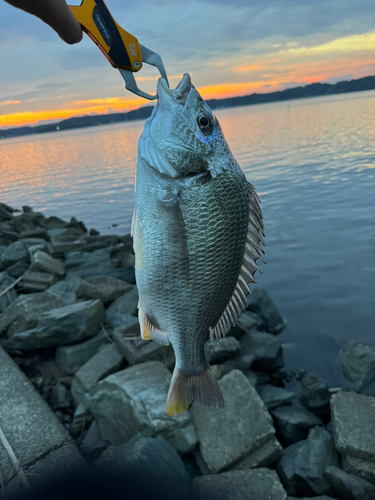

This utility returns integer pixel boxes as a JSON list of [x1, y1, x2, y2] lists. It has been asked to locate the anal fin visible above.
[[166, 366, 224, 416], [138, 302, 170, 346]]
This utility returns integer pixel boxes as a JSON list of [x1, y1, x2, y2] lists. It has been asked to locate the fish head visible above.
[[138, 73, 232, 178]]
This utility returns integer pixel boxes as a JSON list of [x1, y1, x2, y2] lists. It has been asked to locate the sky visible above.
[[1, 0, 375, 128]]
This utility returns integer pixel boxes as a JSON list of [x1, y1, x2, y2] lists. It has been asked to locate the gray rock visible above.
[[71, 343, 123, 404], [31, 249, 65, 276], [257, 384, 295, 410], [43, 215, 68, 229], [9, 299, 105, 350], [271, 403, 323, 446], [77, 276, 133, 305], [192, 468, 287, 500], [226, 320, 247, 339], [0, 291, 66, 335], [331, 391, 375, 483], [56, 332, 110, 374], [65, 246, 113, 277], [48, 383, 73, 411], [106, 286, 139, 324], [324, 465, 375, 500], [277, 426, 340, 497], [0, 230, 19, 246], [191, 369, 281, 474], [0, 346, 80, 486], [95, 435, 191, 500], [0, 240, 30, 271], [80, 421, 110, 459], [6, 259, 30, 278], [211, 364, 235, 380], [48, 276, 82, 303], [18, 270, 58, 292], [288, 497, 336, 500], [50, 233, 88, 256], [240, 330, 284, 372], [112, 320, 175, 369], [246, 288, 286, 334], [204, 337, 240, 364], [20, 227, 50, 241], [298, 370, 331, 416], [0, 271, 18, 314], [84, 361, 195, 453], [339, 341, 375, 396], [241, 311, 266, 331]]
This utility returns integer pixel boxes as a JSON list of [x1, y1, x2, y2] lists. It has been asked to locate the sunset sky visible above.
[[1, 0, 375, 128]]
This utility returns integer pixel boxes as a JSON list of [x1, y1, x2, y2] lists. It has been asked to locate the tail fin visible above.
[[166, 367, 224, 416]]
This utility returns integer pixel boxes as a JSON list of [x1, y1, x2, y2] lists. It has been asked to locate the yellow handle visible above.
[[70, 0, 142, 72]]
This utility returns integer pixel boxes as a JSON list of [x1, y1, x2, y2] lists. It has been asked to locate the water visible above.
[[1, 90, 375, 386]]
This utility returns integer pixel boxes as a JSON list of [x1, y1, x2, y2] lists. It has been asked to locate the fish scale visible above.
[[133, 73, 264, 415]]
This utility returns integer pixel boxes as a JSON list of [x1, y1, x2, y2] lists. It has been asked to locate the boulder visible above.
[[277, 426, 340, 497], [65, 246, 114, 278], [271, 403, 323, 446], [77, 276, 133, 305], [56, 332, 110, 374], [240, 311, 266, 332], [71, 344, 123, 404], [331, 391, 375, 483], [0, 230, 19, 246], [339, 341, 375, 396], [0, 240, 30, 271], [191, 370, 282, 474], [324, 465, 375, 500], [204, 337, 240, 364], [84, 361, 196, 453], [6, 259, 30, 278], [112, 319, 175, 369], [192, 468, 287, 500], [0, 271, 18, 314], [297, 370, 331, 416], [256, 384, 295, 410], [18, 270, 58, 293], [0, 291, 66, 335], [48, 383, 73, 411], [31, 249, 65, 276], [9, 299, 105, 350], [240, 330, 284, 372], [106, 286, 139, 324], [95, 435, 191, 500], [80, 421, 110, 460], [48, 276, 82, 304], [246, 288, 286, 334]]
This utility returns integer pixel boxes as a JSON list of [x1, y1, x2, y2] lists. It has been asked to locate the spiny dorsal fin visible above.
[[209, 181, 265, 341], [138, 302, 170, 346]]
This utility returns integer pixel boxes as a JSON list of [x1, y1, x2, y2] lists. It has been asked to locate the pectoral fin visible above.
[[131, 206, 143, 271], [138, 302, 170, 346]]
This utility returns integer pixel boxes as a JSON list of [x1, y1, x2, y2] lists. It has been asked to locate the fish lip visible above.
[[157, 73, 192, 106]]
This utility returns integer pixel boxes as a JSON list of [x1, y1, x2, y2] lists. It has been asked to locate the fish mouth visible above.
[[157, 73, 192, 106]]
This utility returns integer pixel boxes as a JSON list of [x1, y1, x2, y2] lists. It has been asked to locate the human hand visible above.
[[4, 0, 83, 44]]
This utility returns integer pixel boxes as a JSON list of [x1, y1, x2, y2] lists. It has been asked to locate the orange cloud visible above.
[[233, 64, 263, 73], [0, 100, 21, 106]]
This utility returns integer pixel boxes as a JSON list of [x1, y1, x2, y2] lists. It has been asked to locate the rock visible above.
[[43, 215, 68, 229], [19, 237, 53, 254], [50, 232, 88, 256], [240, 330, 284, 372], [226, 320, 247, 339], [191, 370, 282, 474], [31, 249, 65, 276], [240, 311, 266, 332], [277, 426, 340, 497], [77, 276, 133, 305], [18, 270, 58, 292], [339, 341, 375, 396], [271, 403, 323, 446], [296, 370, 331, 416], [9, 299, 105, 350], [48, 276, 82, 304], [0, 271, 18, 314], [84, 361, 195, 453], [71, 344, 123, 404], [256, 384, 295, 410], [0, 240, 30, 271], [247, 289, 286, 334], [48, 383, 73, 411], [65, 247, 114, 276], [331, 391, 375, 483], [211, 364, 234, 380], [0, 204, 13, 221], [0, 229, 19, 246], [324, 465, 375, 500], [20, 227, 50, 241], [95, 435, 191, 500], [288, 497, 336, 500], [106, 286, 139, 324], [6, 259, 30, 278], [80, 421, 110, 460], [56, 332, 110, 374], [204, 337, 240, 364], [112, 320, 175, 369], [0, 291, 66, 335], [192, 468, 287, 500]]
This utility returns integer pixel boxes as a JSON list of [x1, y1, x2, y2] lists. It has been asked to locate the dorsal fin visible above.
[[138, 302, 171, 346], [209, 181, 265, 341]]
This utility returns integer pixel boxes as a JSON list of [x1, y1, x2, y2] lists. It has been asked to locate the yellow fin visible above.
[[138, 302, 170, 345]]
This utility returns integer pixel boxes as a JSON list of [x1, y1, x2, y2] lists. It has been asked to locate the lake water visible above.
[[1, 90, 375, 386]]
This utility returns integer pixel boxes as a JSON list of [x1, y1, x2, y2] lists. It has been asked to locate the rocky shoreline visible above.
[[0, 202, 375, 500]]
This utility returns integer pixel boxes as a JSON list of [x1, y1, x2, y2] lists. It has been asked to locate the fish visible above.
[[132, 73, 265, 416]]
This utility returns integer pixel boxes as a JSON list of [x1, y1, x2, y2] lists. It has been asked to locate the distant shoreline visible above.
[[1, 74, 375, 140]]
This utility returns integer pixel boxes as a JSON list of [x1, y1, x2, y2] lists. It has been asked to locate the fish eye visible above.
[[197, 114, 213, 134]]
